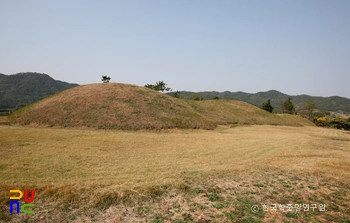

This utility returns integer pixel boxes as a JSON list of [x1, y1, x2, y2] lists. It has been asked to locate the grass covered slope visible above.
[[9, 83, 213, 130], [187, 100, 311, 126], [276, 113, 316, 126], [9, 83, 312, 130]]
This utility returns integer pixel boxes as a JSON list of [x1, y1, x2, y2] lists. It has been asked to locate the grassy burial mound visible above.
[[9, 83, 213, 130], [9, 83, 312, 130], [276, 113, 316, 126], [187, 100, 311, 127]]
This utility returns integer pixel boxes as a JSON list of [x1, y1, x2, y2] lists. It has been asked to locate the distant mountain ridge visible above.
[[168, 90, 350, 114], [1, 72, 349, 114], [0, 72, 78, 110]]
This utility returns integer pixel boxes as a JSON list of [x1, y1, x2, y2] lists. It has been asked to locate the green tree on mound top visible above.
[[101, 76, 111, 83], [145, 81, 172, 92]]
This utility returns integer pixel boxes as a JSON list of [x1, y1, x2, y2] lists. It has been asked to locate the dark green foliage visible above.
[[152, 213, 163, 223], [213, 96, 220, 100], [193, 95, 203, 101], [101, 76, 111, 83], [0, 72, 78, 110], [261, 99, 274, 113], [173, 91, 180, 98], [207, 193, 220, 201], [329, 119, 350, 130], [145, 81, 171, 92], [314, 118, 350, 130], [283, 97, 295, 114]]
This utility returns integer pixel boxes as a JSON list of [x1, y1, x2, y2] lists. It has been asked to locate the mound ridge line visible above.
[[9, 83, 313, 130]]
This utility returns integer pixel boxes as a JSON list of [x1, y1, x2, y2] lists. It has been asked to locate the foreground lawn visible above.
[[0, 125, 349, 222]]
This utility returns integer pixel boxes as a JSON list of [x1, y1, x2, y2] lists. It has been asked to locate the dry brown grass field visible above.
[[0, 124, 349, 222]]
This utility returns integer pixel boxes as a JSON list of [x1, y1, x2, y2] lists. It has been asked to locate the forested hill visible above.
[[168, 90, 350, 113], [0, 72, 78, 109]]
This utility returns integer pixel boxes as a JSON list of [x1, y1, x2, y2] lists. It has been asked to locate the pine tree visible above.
[[283, 97, 295, 114], [101, 76, 111, 83], [261, 99, 274, 113], [144, 81, 171, 92]]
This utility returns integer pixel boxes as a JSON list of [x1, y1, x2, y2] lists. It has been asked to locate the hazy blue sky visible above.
[[1, 0, 349, 98]]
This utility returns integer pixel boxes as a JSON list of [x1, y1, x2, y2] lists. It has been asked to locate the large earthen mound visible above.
[[9, 83, 312, 130]]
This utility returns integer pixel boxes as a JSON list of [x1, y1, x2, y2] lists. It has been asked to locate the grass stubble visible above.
[[0, 125, 349, 222]]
